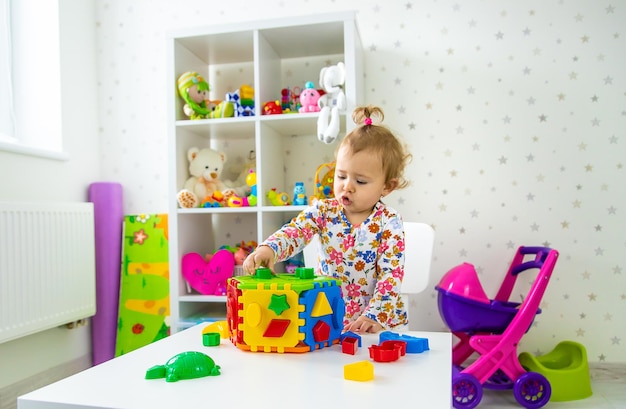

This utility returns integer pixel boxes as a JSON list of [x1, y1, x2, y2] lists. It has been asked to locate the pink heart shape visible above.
[[181, 249, 235, 295]]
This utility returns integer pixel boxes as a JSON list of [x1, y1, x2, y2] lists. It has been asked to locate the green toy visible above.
[[145, 351, 221, 382], [519, 340, 592, 402], [177, 71, 211, 119]]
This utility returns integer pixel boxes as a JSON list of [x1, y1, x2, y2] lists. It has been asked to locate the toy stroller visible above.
[[436, 246, 559, 409]]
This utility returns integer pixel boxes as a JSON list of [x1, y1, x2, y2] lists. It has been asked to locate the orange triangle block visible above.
[[311, 292, 333, 317]]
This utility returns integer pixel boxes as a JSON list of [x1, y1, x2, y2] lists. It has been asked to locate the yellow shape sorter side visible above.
[[238, 282, 305, 353]]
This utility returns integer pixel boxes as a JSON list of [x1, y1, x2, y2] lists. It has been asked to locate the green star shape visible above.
[[267, 294, 290, 316]]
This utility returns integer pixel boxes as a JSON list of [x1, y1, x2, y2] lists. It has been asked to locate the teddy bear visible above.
[[177, 147, 235, 208]]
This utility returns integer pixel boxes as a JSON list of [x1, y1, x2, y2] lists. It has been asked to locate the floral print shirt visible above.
[[261, 198, 408, 329]]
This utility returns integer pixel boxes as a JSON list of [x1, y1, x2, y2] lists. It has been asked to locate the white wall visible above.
[[0, 0, 99, 392], [95, 0, 625, 363]]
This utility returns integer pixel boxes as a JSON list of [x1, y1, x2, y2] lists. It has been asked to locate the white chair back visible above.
[[402, 222, 435, 294]]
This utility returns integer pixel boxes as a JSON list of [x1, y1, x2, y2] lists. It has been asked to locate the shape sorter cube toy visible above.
[[226, 267, 345, 353]]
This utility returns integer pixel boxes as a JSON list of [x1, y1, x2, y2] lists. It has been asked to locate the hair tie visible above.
[[364, 117, 373, 126]]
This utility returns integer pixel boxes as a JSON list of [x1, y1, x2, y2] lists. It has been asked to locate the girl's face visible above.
[[333, 146, 396, 225]]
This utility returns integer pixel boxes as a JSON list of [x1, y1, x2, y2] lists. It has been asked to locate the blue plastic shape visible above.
[[379, 331, 429, 353]]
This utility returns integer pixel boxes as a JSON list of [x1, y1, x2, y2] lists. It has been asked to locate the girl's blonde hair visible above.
[[338, 105, 412, 189]]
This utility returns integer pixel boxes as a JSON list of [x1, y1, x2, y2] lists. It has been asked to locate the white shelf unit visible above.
[[167, 12, 363, 333]]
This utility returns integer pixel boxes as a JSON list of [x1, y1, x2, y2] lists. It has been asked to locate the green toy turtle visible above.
[[145, 351, 221, 382]]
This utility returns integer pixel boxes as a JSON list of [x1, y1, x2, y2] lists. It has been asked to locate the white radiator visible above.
[[0, 202, 96, 344]]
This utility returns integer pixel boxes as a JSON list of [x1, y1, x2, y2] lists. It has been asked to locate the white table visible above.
[[18, 324, 452, 409]]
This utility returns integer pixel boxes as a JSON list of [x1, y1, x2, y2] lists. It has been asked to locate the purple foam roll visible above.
[[88, 182, 123, 365]]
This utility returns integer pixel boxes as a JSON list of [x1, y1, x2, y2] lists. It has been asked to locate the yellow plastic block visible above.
[[239, 287, 304, 350], [311, 292, 333, 317], [344, 360, 374, 382], [203, 321, 230, 339]]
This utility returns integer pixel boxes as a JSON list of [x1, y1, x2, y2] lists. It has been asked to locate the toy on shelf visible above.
[[200, 190, 226, 208], [209, 100, 235, 118], [226, 267, 345, 353], [145, 351, 220, 382], [281, 88, 291, 112], [262, 100, 282, 115], [177, 147, 236, 208], [290, 86, 301, 111], [293, 182, 307, 206], [317, 62, 346, 144], [226, 85, 255, 117], [279, 86, 302, 113], [267, 188, 291, 206], [436, 246, 559, 409], [298, 81, 321, 113], [181, 249, 235, 295], [227, 170, 257, 207], [233, 247, 249, 265], [311, 161, 335, 202], [177, 71, 211, 120], [206, 85, 255, 119], [224, 150, 256, 198]]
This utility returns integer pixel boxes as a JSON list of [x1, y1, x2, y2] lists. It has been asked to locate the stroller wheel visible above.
[[452, 372, 482, 409], [513, 372, 552, 409]]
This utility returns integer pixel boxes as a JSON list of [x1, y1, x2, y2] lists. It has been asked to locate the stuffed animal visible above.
[[299, 81, 321, 113], [317, 62, 346, 143], [177, 147, 234, 208], [177, 71, 211, 120], [181, 250, 235, 295], [224, 150, 256, 197]]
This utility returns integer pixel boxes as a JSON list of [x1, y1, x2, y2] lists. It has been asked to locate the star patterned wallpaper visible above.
[[96, 0, 625, 363]]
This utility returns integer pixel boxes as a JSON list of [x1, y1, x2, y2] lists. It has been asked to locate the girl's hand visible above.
[[343, 316, 383, 334], [242, 245, 276, 274]]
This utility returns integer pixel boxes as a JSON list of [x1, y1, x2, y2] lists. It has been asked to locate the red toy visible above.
[[341, 336, 359, 355], [262, 100, 282, 115]]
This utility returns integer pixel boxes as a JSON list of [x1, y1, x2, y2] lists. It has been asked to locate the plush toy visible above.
[[299, 81, 321, 113], [317, 62, 346, 143], [177, 147, 234, 208], [223, 151, 256, 197], [177, 71, 211, 120], [181, 250, 235, 295], [209, 100, 235, 118]]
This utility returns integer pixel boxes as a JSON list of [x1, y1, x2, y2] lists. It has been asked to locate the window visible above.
[[0, 0, 67, 160], [0, 0, 14, 142]]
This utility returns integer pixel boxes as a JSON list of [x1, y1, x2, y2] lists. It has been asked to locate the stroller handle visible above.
[[511, 246, 554, 276]]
